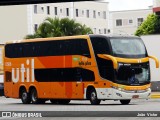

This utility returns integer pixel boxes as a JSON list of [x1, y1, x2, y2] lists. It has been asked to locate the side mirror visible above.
[[97, 54, 118, 69], [148, 56, 159, 68]]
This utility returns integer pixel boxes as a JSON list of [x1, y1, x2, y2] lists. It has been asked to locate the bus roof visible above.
[[89, 34, 140, 39], [5, 34, 140, 44]]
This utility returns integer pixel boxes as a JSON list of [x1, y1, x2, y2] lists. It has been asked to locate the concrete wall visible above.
[[141, 35, 160, 83], [141, 35, 160, 91], [153, 0, 160, 7], [32, 2, 109, 35], [110, 9, 152, 35], [0, 5, 28, 43]]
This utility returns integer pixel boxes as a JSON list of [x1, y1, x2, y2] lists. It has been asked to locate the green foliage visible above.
[[25, 17, 93, 39], [135, 14, 160, 36]]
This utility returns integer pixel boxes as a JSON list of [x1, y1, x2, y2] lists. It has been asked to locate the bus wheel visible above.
[[20, 89, 31, 104], [89, 88, 101, 105], [30, 88, 43, 104], [120, 100, 131, 105]]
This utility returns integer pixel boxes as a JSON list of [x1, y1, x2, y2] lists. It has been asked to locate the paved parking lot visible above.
[[1, 96, 160, 120]]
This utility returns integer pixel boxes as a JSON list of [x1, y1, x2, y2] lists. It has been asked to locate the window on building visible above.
[[47, 6, 50, 15], [41, 7, 44, 13], [76, 9, 78, 17], [137, 18, 144, 26], [82, 10, 84, 15], [94, 28, 96, 34], [129, 19, 133, 24], [103, 11, 106, 19], [34, 5, 37, 14], [116, 19, 122, 26], [54, 7, 58, 15], [108, 29, 110, 33], [104, 28, 107, 34], [86, 10, 89, 18], [34, 24, 38, 32], [66, 8, 69, 16], [98, 12, 100, 16], [99, 29, 101, 34], [60, 9, 62, 13], [93, 10, 96, 18]]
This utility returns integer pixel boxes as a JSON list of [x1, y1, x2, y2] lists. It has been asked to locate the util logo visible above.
[[12, 59, 35, 83]]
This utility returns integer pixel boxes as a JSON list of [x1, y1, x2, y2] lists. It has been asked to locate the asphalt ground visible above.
[[0, 92, 160, 120]]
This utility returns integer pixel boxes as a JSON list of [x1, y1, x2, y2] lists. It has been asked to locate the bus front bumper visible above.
[[96, 88, 151, 100]]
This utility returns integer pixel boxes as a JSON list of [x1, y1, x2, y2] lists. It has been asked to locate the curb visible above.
[[151, 94, 160, 98]]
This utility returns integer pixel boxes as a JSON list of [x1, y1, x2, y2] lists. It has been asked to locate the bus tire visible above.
[[20, 88, 31, 104], [30, 88, 43, 104], [89, 88, 101, 105], [120, 100, 131, 105]]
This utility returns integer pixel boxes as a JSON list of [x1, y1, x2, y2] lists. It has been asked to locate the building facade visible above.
[[0, 1, 156, 43], [0, 1, 109, 44], [153, 0, 160, 15], [109, 9, 153, 35]]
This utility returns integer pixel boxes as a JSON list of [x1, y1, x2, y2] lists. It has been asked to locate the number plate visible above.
[[132, 95, 139, 99]]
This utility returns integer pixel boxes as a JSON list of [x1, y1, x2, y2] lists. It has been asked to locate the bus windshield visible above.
[[116, 62, 150, 85], [110, 38, 147, 58]]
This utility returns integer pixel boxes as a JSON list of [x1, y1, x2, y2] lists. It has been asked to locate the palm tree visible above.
[[25, 17, 93, 39]]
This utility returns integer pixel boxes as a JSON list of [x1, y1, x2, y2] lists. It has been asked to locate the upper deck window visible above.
[[110, 38, 147, 58], [5, 39, 90, 58]]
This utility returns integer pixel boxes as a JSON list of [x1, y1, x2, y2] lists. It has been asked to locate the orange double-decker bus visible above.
[[4, 35, 159, 105]]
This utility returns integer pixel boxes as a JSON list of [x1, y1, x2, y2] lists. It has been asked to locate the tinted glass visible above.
[[110, 38, 147, 58], [90, 36, 115, 81], [5, 39, 90, 58]]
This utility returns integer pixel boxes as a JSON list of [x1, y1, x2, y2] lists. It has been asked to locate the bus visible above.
[[4, 35, 159, 105]]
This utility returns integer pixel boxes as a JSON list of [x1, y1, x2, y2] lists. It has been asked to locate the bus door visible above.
[[73, 68, 84, 99], [4, 71, 12, 97], [62, 68, 84, 99], [73, 56, 94, 99]]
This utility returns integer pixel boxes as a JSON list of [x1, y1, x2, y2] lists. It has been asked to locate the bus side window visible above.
[[5, 71, 11, 82], [80, 39, 91, 57], [90, 37, 114, 81]]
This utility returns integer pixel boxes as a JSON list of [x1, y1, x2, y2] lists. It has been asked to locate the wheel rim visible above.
[[91, 92, 96, 101], [22, 92, 27, 100], [32, 90, 37, 102]]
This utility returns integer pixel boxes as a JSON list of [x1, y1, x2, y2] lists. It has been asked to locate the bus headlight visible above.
[[112, 86, 125, 91]]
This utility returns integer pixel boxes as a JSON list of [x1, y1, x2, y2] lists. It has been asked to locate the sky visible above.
[[104, 0, 153, 11]]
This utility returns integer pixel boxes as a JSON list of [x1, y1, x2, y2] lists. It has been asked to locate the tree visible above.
[[25, 17, 93, 39], [135, 14, 160, 36]]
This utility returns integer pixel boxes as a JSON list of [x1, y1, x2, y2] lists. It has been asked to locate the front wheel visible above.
[[20, 89, 31, 104], [89, 88, 101, 105], [120, 100, 131, 105]]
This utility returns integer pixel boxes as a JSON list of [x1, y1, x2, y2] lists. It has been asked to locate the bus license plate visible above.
[[132, 95, 139, 99]]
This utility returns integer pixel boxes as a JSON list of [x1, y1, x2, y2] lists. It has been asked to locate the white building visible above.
[[153, 0, 160, 15], [109, 9, 153, 35], [0, 1, 109, 44], [0, 1, 156, 43]]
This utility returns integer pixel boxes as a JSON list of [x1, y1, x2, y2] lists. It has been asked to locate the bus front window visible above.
[[116, 62, 150, 85], [110, 38, 147, 58]]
